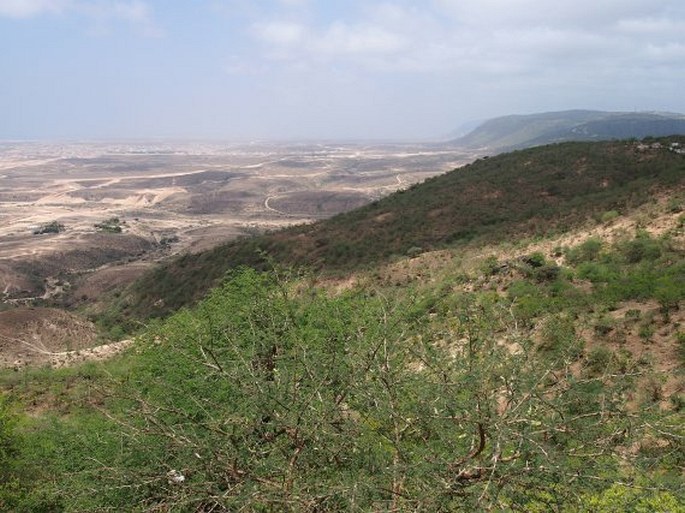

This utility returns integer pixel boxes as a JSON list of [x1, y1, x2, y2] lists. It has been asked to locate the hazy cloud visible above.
[[276, 0, 309, 7], [253, 20, 305, 45], [2, 0, 684, 140], [240, 0, 685, 80], [209, 0, 685, 137], [0, 0, 69, 18], [432, 0, 674, 28], [249, 4, 423, 66], [83, 1, 161, 36], [0, 0, 161, 35], [253, 21, 407, 57], [318, 23, 406, 55], [642, 42, 685, 63]]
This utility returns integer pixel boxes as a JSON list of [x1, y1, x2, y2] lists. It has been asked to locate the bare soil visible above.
[[1, 141, 470, 303], [0, 141, 472, 367], [67, 262, 153, 307], [0, 307, 100, 368]]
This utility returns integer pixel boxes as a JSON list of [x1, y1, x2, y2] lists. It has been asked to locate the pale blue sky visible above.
[[1, 0, 684, 140]]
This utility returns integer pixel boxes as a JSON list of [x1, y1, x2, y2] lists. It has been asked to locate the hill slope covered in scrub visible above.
[[106, 137, 685, 324], [448, 110, 685, 152], [1, 137, 684, 512]]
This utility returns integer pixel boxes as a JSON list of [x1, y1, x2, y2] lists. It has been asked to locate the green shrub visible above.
[[624, 309, 642, 322], [585, 347, 613, 376], [94, 217, 123, 233], [575, 483, 685, 513], [638, 321, 655, 341], [480, 254, 502, 275], [593, 315, 615, 336], [0, 396, 59, 511], [678, 332, 685, 364], [538, 314, 579, 353], [533, 263, 561, 282], [654, 274, 684, 312], [566, 238, 603, 265], [600, 210, 620, 223], [666, 197, 682, 213], [508, 280, 548, 320], [33, 221, 64, 235], [0, 398, 21, 495], [406, 246, 423, 257], [618, 233, 662, 263], [577, 262, 618, 283], [523, 251, 547, 268], [25, 267, 667, 511]]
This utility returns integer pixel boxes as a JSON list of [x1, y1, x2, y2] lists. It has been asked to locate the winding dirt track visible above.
[[0, 331, 133, 368], [46, 339, 134, 368], [264, 195, 291, 216]]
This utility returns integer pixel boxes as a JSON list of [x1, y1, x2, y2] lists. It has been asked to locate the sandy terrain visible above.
[[0, 140, 472, 301], [0, 307, 100, 367], [0, 305, 134, 368], [0, 140, 472, 367]]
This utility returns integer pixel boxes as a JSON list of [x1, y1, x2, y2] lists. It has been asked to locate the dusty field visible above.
[[0, 307, 100, 368], [0, 140, 471, 367], [0, 140, 471, 301]]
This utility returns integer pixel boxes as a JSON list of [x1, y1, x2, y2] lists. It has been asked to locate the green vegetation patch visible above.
[[6, 262, 683, 511], [33, 221, 64, 235], [94, 217, 124, 233], [116, 137, 685, 323]]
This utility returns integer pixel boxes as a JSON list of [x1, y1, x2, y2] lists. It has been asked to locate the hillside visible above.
[[449, 110, 685, 152], [106, 137, 685, 325], [1, 135, 684, 511], [2, 150, 683, 510]]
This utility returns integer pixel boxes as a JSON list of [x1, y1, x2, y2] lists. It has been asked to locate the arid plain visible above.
[[0, 141, 470, 366]]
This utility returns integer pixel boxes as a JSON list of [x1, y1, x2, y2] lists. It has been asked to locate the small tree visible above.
[[33, 221, 64, 235]]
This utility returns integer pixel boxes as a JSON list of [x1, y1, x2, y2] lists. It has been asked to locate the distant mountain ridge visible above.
[[449, 110, 685, 152]]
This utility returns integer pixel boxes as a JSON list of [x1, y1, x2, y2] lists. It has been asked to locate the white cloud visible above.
[[249, 4, 419, 66], [316, 22, 406, 55], [236, 0, 685, 115], [277, 0, 308, 7], [111, 0, 150, 23], [617, 17, 685, 35], [82, 0, 162, 37], [253, 21, 304, 45], [5, 0, 685, 139], [0, 0, 161, 36], [0, 0, 69, 18], [432, 0, 674, 29], [251, 19, 407, 65], [642, 42, 685, 63]]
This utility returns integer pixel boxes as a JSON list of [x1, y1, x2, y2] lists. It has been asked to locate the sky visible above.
[[1, 0, 684, 141]]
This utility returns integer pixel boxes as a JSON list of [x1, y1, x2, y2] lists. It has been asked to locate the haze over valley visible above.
[[0, 140, 471, 305]]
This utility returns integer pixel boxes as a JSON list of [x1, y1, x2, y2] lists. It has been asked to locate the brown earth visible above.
[[0, 141, 471, 368], [67, 261, 153, 308], [573, 301, 684, 411], [1, 141, 470, 305], [1, 232, 155, 300], [46, 339, 134, 368], [0, 307, 100, 368]]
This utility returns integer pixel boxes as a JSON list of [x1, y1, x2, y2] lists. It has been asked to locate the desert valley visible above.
[[0, 141, 470, 302], [0, 141, 472, 368]]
